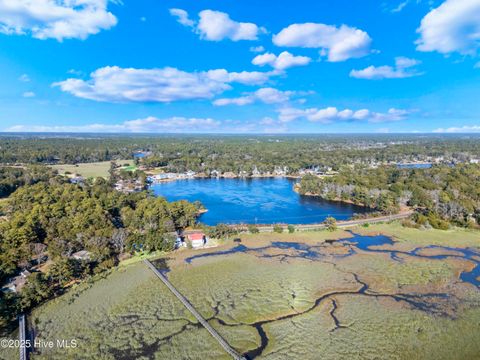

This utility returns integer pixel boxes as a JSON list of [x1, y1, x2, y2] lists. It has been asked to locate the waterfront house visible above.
[[187, 232, 207, 248]]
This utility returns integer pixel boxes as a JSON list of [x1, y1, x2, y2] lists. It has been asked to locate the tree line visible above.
[[298, 164, 480, 229], [1, 135, 480, 173], [0, 175, 200, 333]]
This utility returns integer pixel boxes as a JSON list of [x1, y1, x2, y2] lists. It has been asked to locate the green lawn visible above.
[[50, 160, 133, 179], [122, 165, 138, 172]]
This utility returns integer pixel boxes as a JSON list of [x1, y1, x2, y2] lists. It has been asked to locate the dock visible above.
[[19, 314, 27, 360], [144, 259, 246, 360]]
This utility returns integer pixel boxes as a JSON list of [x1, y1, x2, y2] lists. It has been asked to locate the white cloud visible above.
[[0, 0, 118, 41], [19, 74, 30, 82], [213, 87, 293, 106], [250, 45, 265, 53], [350, 57, 422, 79], [252, 51, 311, 70], [5, 116, 221, 133], [169, 8, 194, 27], [255, 88, 293, 104], [206, 69, 272, 85], [198, 10, 265, 41], [391, 1, 410, 13], [22, 91, 35, 98], [171, 9, 265, 41], [67, 69, 84, 76], [54, 66, 273, 103], [433, 125, 480, 133], [273, 23, 372, 62], [213, 97, 254, 106], [277, 106, 410, 123], [416, 0, 480, 55]]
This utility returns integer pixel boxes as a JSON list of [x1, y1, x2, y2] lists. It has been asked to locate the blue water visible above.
[[397, 163, 432, 169], [133, 152, 147, 158], [150, 178, 367, 225]]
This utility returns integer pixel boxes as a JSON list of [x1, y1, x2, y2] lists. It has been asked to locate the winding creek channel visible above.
[[153, 232, 480, 359]]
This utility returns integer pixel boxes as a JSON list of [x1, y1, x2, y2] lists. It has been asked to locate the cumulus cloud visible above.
[[273, 23, 372, 62], [213, 87, 293, 106], [0, 0, 118, 41], [277, 106, 410, 123], [5, 116, 221, 133], [350, 57, 422, 79], [169, 8, 194, 27], [54, 66, 273, 103], [433, 125, 480, 133], [416, 0, 480, 55], [170, 8, 265, 41], [252, 51, 311, 70]]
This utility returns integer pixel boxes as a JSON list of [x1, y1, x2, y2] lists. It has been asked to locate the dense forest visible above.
[[0, 166, 56, 198], [0, 176, 199, 332], [1, 134, 480, 173], [298, 164, 480, 229]]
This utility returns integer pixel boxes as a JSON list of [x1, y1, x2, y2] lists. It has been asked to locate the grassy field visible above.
[[27, 223, 480, 359], [50, 160, 134, 179]]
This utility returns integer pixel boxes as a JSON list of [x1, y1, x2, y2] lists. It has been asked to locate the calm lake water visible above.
[[397, 163, 432, 169], [151, 178, 367, 225]]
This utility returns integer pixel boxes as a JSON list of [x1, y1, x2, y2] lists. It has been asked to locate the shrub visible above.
[[401, 218, 420, 229], [273, 224, 284, 233], [248, 224, 260, 234], [206, 223, 238, 239], [287, 224, 295, 233], [324, 217, 337, 232]]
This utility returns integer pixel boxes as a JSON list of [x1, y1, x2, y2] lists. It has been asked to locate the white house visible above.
[[187, 232, 207, 248]]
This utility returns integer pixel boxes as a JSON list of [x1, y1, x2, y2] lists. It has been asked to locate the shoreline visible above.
[[148, 174, 302, 184]]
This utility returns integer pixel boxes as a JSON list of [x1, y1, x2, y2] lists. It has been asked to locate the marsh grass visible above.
[[168, 254, 356, 325], [356, 222, 480, 248], [30, 263, 225, 359], [27, 224, 480, 359], [0, 330, 19, 360], [262, 296, 480, 360]]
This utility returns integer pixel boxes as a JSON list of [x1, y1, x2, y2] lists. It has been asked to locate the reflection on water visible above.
[[151, 178, 368, 225]]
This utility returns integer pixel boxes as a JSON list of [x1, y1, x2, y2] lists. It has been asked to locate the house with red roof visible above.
[[187, 232, 207, 249]]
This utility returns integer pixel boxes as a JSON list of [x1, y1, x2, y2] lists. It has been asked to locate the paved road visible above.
[[240, 212, 413, 232], [144, 260, 246, 360]]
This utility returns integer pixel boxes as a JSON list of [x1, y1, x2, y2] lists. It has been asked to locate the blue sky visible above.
[[0, 0, 479, 133]]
